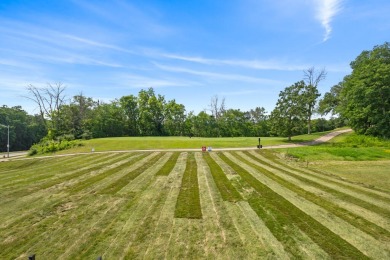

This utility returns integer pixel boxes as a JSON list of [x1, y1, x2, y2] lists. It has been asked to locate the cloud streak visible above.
[[153, 63, 283, 85], [315, 0, 343, 42], [160, 53, 308, 71]]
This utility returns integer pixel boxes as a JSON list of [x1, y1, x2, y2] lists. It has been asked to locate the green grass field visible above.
[[49, 131, 333, 154], [1, 146, 389, 258]]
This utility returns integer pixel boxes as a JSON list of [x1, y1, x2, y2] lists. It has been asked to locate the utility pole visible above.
[[7, 125, 9, 158], [0, 124, 9, 158]]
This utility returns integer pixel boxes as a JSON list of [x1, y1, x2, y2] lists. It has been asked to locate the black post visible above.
[[258, 138, 261, 148], [28, 255, 35, 260]]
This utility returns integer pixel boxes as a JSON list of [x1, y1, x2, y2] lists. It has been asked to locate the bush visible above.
[[344, 134, 389, 147], [28, 137, 83, 156]]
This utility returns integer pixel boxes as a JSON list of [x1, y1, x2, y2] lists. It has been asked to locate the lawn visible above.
[[1, 148, 388, 259], [51, 131, 334, 154]]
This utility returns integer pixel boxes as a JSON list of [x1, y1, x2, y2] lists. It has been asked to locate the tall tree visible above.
[[137, 88, 165, 136], [318, 82, 343, 116], [303, 67, 326, 134], [119, 95, 139, 136], [340, 42, 390, 137], [164, 100, 186, 136], [248, 107, 269, 136], [270, 81, 306, 141], [25, 82, 67, 137]]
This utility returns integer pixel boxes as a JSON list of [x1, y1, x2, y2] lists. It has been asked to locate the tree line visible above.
[[2, 42, 388, 152], [1, 84, 338, 153]]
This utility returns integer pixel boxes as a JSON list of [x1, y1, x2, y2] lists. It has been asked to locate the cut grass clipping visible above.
[[174, 152, 202, 219]]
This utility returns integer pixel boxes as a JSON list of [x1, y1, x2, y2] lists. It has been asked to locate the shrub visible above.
[[28, 137, 83, 156]]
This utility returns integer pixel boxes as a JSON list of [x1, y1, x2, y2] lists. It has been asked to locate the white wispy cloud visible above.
[[315, 0, 343, 42], [160, 53, 308, 71], [114, 74, 199, 89], [153, 63, 283, 85]]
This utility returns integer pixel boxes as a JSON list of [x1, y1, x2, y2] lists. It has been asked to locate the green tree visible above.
[[164, 100, 186, 136], [248, 107, 269, 136], [303, 67, 325, 134], [318, 82, 343, 116], [0, 106, 46, 151], [90, 102, 125, 138], [137, 88, 166, 136], [61, 94, 96, 139], [119, 95, 139, 136], [270, 81, 306, 140], [340, 42, 390, 137]]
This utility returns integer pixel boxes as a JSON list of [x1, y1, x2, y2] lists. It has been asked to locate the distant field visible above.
[[53, 131, 332, 154], [1, 149, 388, 259]]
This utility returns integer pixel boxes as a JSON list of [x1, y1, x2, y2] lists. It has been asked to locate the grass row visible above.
[[239, 151, 390, 241], [156, 152, 180, 176], [174, 153, 202, 219], [202, 153, 242, 202], [99, 153, 165, 194], [67, 153, 149, 194], [2, 154, 130, 199], [0, 154, 95, 186], [218, 152, 368, 259], [260, 150, 390, 203]]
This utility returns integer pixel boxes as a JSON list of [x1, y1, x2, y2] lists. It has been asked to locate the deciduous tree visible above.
[[339, 42, 390, 138]]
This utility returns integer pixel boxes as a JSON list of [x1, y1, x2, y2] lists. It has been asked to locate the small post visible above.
[[28, 254, 35, 260], [258, 137, 262, 149], [7, 125, 9, 158]]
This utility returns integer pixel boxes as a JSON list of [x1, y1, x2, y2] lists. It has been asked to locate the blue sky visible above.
[[1, 0, 389, 115]]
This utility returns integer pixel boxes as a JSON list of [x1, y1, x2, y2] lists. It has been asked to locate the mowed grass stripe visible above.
[[1, 153, 124, 200], [156, 152, 180, 176], [202, 153, 242, 202], [260, 150, 390, 201], [174, 152, 202, 219], [22, 195, 123, 258], [66, 153, 147, 194], [195, 153, 249, 259], [0, 156, 76, 180], [0, 154, 96, 189], [238, 151, 390, 242], [252, 151, 390, 216], [218, 152, 368, 259], [0, 154, 126, 227], [99, 152, 165, 194], [142, 153, 187, 259], [0, 153, 117, 204]]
